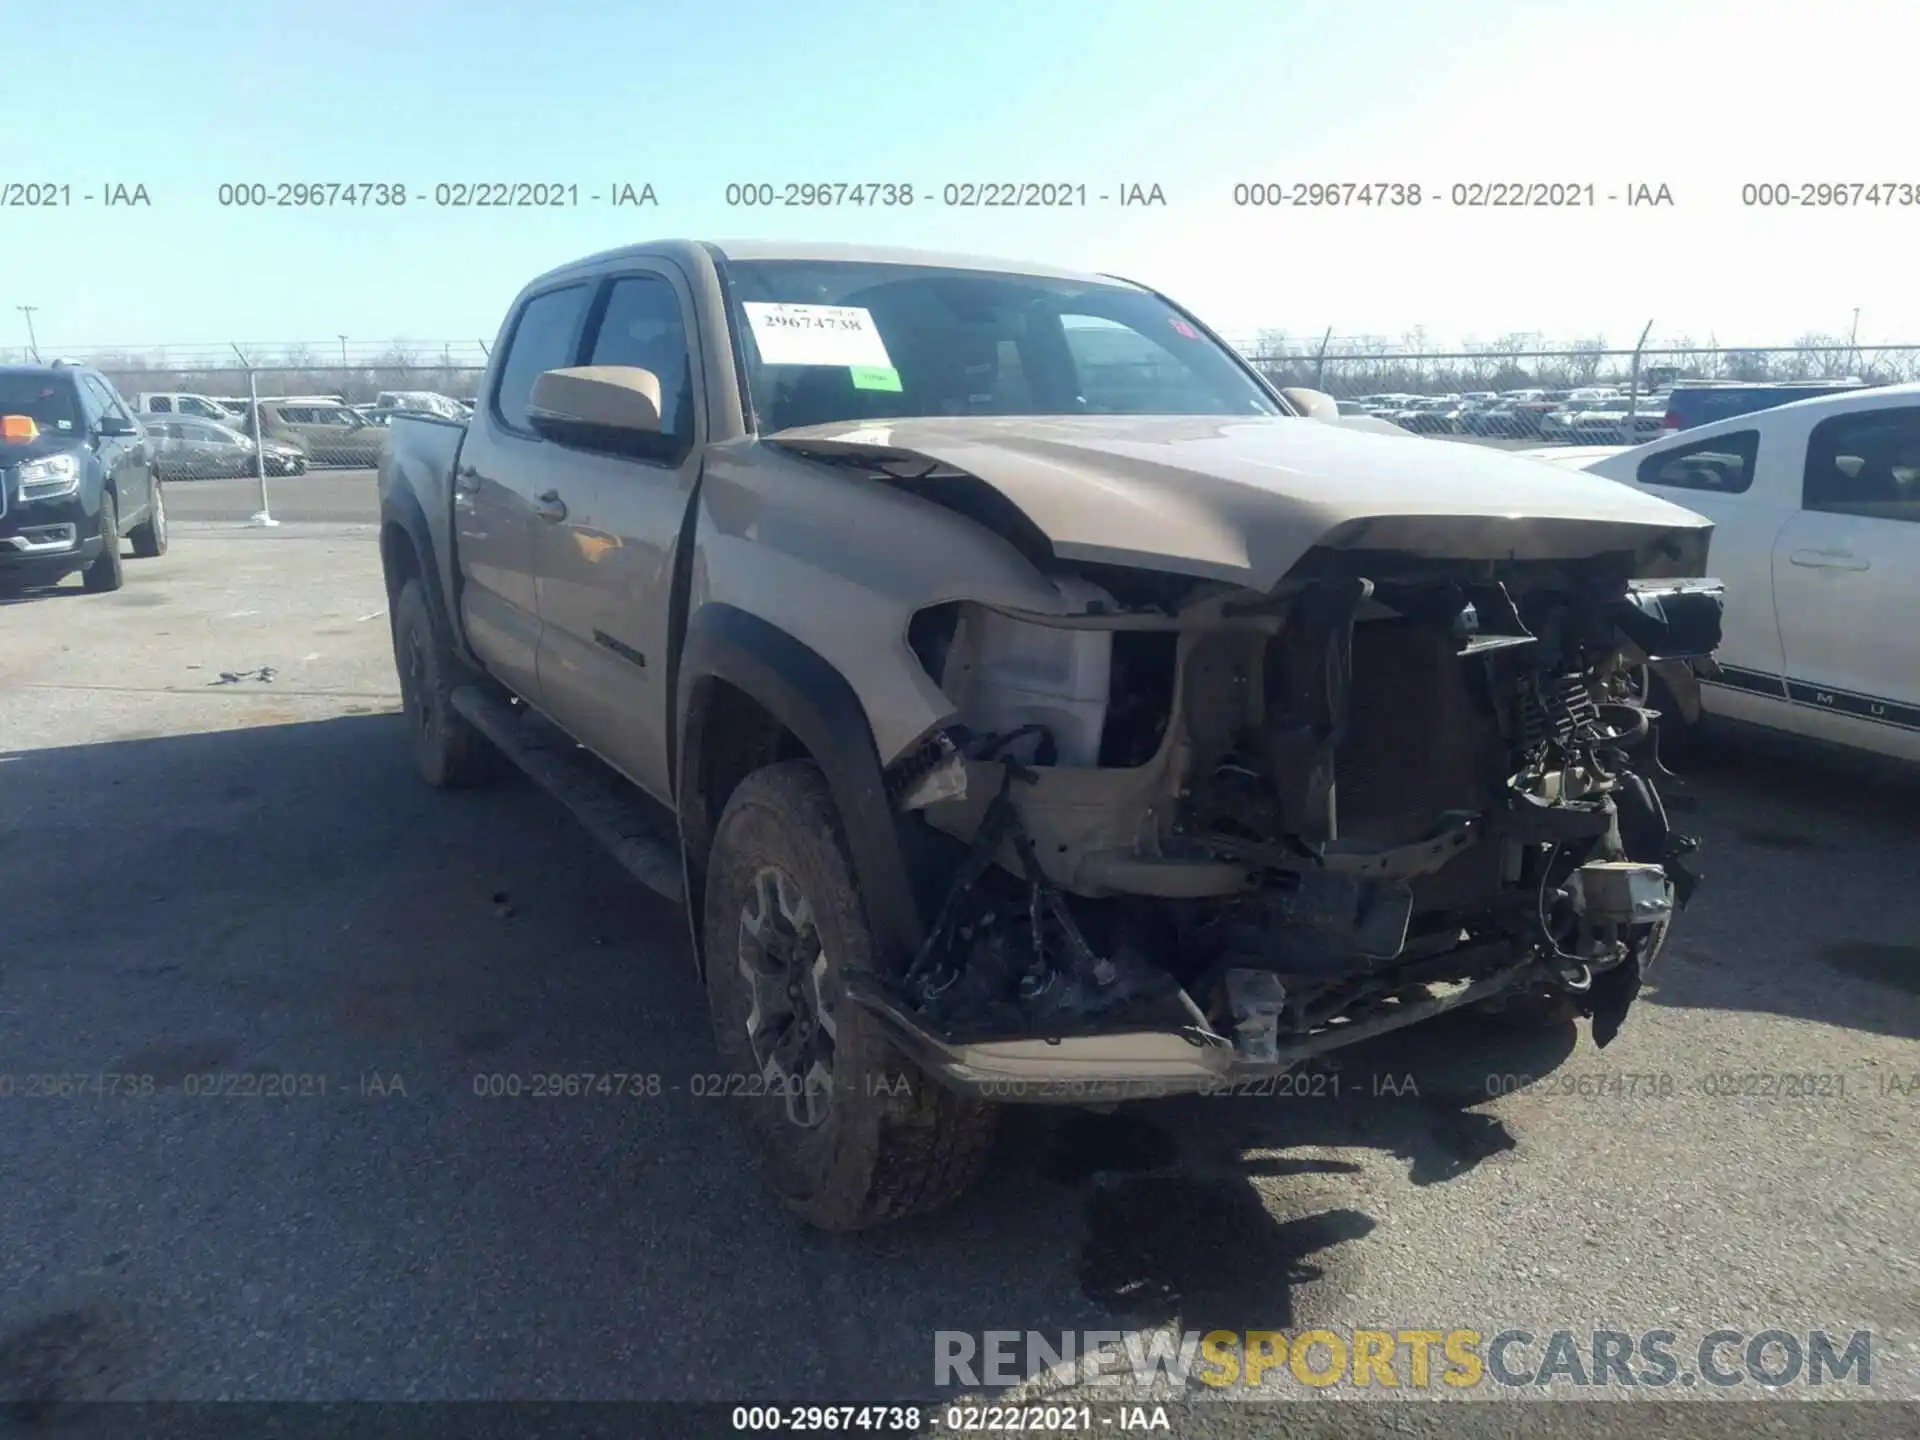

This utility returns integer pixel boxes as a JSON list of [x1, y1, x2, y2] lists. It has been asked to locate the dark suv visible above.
[[1657, 379, 1876, 434], [0, 363, 167, 592]]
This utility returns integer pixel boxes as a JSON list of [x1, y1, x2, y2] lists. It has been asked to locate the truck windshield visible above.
[[722, 259, 1282, 433]]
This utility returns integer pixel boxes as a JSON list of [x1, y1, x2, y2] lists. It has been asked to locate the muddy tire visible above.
[[81, 491, 125, 593], [392, 577, 502, 789], [703, 760, 998, 1231], [129, 474, 169, 558]]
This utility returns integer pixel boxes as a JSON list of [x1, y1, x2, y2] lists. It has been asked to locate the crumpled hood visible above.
[[768, 415, 1713, 589]]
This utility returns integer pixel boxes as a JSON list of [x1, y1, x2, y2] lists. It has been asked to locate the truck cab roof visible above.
[[527, 238, 1142, 292]]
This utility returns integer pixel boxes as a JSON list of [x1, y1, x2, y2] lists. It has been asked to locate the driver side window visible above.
[[582, 273, 697, 462]]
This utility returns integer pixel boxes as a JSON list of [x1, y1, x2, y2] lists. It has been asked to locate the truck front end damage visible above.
[[848, 550, 1722, 1100]]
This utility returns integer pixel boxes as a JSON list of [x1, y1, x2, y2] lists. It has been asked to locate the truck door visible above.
[[452, 282, 594, 704], [531, 265, 704, 805], [1771, 403, 1920, 762]]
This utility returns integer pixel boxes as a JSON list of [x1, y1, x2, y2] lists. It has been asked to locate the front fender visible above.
[[675, 603, 924, 973]]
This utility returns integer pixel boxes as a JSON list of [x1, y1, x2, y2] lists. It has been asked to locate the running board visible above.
[[449, 685, 684, 904]]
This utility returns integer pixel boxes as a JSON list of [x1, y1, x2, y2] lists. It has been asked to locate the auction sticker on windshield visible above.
[[743, 302, 894, 368]]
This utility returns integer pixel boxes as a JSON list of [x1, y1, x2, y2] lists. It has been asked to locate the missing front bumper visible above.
[[843, 960, 1539, 1102]]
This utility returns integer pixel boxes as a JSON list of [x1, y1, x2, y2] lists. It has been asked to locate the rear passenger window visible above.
[[494, 284, 590, 434], [149, 397, 173, 412], [1637, 430, 1759, 494], [1804, 407, 1920, 524], [584, 275, 696, 460]]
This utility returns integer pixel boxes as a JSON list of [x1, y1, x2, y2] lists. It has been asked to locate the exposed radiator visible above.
[[1333, 620, 1508, 846]]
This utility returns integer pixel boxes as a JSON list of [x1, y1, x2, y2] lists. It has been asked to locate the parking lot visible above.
[[1, 517, 1916, 1421]]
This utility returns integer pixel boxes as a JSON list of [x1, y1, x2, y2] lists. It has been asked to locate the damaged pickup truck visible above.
[[378, 239, 1724, 1230]]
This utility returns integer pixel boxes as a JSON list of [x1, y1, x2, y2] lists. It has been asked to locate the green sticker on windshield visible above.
[[850, 365, 902, 392]]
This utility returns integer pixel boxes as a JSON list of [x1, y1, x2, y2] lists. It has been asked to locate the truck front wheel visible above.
[[702, 760, 998, 1230], [392, 578, 501, 789]]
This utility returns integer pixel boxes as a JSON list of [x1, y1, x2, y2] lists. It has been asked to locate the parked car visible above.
[[1564, 396, 1669, 443], [0, 362, 167, 592], [378, 237, 1722, 1230], [1467, 390, 1565, 439], [1394, 396, 1462, 433], [244, 397, 387, 467], [134, 391, 236, 423], [145, 417, 308, 478], [1657, 379, 1876, 434], [1439, 392, 1503, 433], [374, 389, 467, 420], [1559, 383, 1920, 764], [1538, 393, 1622, 443]]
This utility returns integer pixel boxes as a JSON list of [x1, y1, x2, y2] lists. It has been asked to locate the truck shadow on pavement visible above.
[[1637, 739, 1920, 1038], [0, 712, 1875, 1400]]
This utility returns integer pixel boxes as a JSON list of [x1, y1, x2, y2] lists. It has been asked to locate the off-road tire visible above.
[[82, 491, 125, 593], [129, 474, 169, 558], [704, 760, 998, 1231], [392, 577, 502, 789]]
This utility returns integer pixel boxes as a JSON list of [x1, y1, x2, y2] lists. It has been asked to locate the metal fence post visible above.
[[232, 345, 278, 528], [1313, 326, 1333, 389], [1624, 319, 1653, 442]]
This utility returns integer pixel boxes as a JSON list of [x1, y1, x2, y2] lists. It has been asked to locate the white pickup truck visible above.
[[1537, 384, 1920, 763]]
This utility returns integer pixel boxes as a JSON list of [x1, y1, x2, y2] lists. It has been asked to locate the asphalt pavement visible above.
[[0, 520, 1915, 1428], [164, 468, 380, 526]]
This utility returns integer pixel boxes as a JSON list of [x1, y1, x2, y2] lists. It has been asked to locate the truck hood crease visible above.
[[768, 415, 1714, 587]]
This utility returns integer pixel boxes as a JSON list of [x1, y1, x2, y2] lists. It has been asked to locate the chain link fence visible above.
[[0, 341, 486, 483], [11, 334, 1920, 482], [1235, 334, 1920, 443], [60, 354, 489, 483]]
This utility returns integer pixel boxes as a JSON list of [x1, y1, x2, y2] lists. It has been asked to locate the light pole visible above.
[[338, 334, 349, 366], [1848, 308, 1860, 375], [17, 305, 40, 362]]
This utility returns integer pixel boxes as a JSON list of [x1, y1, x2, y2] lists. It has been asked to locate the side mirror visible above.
[[527, 366, 663, 450], [96, 415, 138, 437], [1279, 387, 1341, 420]]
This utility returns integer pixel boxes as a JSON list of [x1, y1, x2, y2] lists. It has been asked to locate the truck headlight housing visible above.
[[16, 453, 81, 501]]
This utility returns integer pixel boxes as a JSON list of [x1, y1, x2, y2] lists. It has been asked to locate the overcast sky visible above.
[[7, 0, 1912, 358]]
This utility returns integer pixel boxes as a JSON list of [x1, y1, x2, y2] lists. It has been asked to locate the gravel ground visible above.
[[0, 521, 1914, 1432]]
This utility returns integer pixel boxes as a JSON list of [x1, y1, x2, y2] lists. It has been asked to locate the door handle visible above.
[[1789, 548, 1869, 571], [534, 489, 568, 522]]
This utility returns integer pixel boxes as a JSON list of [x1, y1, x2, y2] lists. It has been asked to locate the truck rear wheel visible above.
[[392, 578, 501, 789], [702, 760, 997, 1231]]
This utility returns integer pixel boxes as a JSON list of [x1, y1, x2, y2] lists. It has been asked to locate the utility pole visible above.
[[1848, 308, 1860, 375], [338, 334, 349, 365], [17, 306, 40, 362]]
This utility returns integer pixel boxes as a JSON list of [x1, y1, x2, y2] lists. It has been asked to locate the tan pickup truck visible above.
[[377, 238, 1724, 1230]]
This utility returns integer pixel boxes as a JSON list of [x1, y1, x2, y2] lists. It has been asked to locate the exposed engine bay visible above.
[[867, 551, 1724, 1075]]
